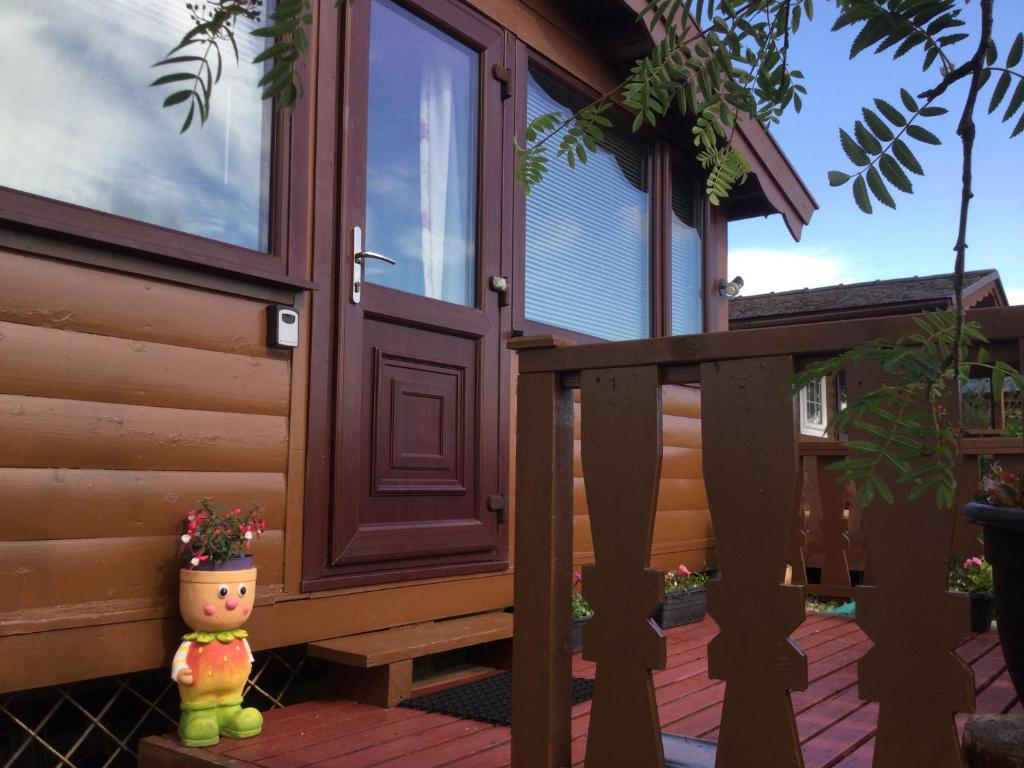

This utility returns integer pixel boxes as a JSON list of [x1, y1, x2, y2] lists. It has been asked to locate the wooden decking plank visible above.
[[205, 700, 368, 755], [370, 725, 511, 767], [307, 612, 513, 668], [255, 711, 455, 768], [800, 701, 879, 768], [224, 705, 424, 763], [300, 717, 492, 768], [437, 742, 512, 768]]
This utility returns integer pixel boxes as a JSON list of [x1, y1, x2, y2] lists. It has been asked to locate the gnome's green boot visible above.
[[179, 702, 220, 748], [217, 697, 263, 739]]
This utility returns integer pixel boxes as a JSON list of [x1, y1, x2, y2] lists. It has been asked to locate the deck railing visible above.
[[509, 306, 1024, 768]]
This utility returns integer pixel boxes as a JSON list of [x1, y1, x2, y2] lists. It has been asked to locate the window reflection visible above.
[[364, 0, 479, 307], [524, 68, 651, 341], [0, 1, 273, 251], [670, 169, 703, 335]]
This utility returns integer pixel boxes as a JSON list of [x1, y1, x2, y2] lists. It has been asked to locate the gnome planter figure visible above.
[[173, 499, 266, 748]]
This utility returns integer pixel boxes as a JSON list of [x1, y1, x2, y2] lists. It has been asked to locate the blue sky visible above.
[[729, 3, 1024, 305]]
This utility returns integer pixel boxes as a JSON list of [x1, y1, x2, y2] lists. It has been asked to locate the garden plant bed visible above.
[[656, 587, 707, 629]]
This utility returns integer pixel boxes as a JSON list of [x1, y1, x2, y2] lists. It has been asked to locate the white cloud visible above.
[[1006, 288, 1024, 306], [727, 248, 860, 297]]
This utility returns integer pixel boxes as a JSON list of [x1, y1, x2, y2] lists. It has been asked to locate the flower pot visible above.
[[968, 592, 995, 633], [655, 586, 707, 629], [175, 563, 262, 747], [570, 615, 591, 655], [965, 502, 1024, 701]]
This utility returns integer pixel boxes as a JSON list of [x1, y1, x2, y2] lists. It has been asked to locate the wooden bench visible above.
[[307, 611, 514, 708]]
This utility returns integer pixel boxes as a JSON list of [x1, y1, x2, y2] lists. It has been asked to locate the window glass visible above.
[[800, 379, 827, 436], [525, 68, 651, 341], [670, 168, 703, 335], [363, 0, 478, 307], [0, 1, 273, 251]]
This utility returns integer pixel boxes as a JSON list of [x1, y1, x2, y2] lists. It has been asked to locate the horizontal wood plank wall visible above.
[[0, 249, 290, 637], [571, 384, 716, 572]]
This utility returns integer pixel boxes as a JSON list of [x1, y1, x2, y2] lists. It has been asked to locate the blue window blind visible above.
[[525, 69, 652, 341], [670, 169, 703, 335]]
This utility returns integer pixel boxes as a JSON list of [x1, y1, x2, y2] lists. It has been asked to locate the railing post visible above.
[[511, 370, 574, 768], [847, 362, 974, 768], [700, 355, 807, 768], [580, 365, 666, 768]]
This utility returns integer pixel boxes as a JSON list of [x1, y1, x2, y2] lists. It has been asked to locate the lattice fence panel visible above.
[[1, 646, 329, 767]]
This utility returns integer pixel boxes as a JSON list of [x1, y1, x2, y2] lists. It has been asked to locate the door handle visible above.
[[352, 226, 396, 304]]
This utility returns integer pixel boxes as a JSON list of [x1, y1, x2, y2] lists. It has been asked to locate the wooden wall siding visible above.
[[0, 250, 290, 636], [0, 250, 276, 357], [571, 384, 714, 571]]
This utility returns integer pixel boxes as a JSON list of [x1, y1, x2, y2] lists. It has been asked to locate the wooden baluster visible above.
[[806, 455, 852, 593], [847, 362, 974, 768], [700, 356, 807, 768], [580, 366, 666, 768], [511, 371, 574, 768]]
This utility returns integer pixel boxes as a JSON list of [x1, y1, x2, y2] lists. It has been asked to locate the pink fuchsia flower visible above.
[[677, 564, 691, 577], [964, 557, 984, 569], [573, 571, 582, 584]]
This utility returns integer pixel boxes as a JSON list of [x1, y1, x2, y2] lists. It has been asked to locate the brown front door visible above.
[[329, 0, 507, 585]]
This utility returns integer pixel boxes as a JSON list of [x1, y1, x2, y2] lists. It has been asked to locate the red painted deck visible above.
[[142, 614, 1021, 767]]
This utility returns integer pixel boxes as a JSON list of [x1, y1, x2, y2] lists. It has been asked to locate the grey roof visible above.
[[729, 270, 1001, 322]]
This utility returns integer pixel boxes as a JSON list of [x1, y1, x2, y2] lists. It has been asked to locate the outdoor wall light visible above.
[[718, 276, 745, 298]]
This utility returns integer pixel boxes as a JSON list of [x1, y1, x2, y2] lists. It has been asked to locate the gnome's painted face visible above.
[[179, 568, 257, 632]]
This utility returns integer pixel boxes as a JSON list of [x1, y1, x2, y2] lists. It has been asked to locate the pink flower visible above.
[[573, 571, 582, 584], [677, 564, 691, 577]]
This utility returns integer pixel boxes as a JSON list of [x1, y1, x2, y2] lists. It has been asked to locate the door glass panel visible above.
[[364, 0, 479, 307]]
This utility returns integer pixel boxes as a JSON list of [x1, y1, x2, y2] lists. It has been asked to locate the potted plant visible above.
[[948, 556, 995, 633], [965, 465, 1024, 701], [173, 498, 266, 748], [570, 571, 593, 655], [655, 565, 708, 630]]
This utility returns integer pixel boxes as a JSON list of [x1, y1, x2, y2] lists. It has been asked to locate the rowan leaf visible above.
[[853, 175, 873, 213]]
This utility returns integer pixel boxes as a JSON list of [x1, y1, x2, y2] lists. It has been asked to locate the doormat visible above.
[[399, 671, 595, 727]]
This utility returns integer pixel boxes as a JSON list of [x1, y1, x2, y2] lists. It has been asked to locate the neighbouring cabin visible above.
[[0, 0, 814, 732]]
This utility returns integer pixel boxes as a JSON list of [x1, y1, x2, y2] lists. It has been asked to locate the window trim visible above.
[[513, 44, 708, 343], [0, 32, 309, 289]]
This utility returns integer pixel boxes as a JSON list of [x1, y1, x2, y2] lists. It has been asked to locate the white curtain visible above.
[[418, 64, 454, 301]]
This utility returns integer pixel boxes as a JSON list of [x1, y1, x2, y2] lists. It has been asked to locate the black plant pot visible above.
[[965, 502, 1024, 701], [968, 592, 995, 633], [570, 615, 591, 655], [655, 587, 707, 629]]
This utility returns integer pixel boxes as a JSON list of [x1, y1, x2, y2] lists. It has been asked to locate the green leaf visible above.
[[892, 139, 924, 175], [854, 121, 883, 155], [989, 72, 1012, 114], [879, 154, 913, 193], [1007, 32, 1023, 69], [828, 171, 851, 187], [150, 72, 196, 87], [863, 108, 894, 141], [163, 90, 193, 108], [853, 175, 872, 213], [918, 106, 948, 117], [874, 98, 907, 126], [900, 88, 919, 112], [840, 129, 870, 166], [1004, 79, 1024, 122], [907, 124, 942, 145], [867, 167, 896, 208]]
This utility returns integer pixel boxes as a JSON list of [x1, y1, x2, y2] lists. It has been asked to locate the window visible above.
[[524, 67, 652, 342], [800, 378, 828, 437], [670, 167, 703, 336], [0, 1, 273, 252], [522, 64, 706, 342]]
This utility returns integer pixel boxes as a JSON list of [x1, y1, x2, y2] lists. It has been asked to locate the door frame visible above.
[[302, 0, 513, 592]]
